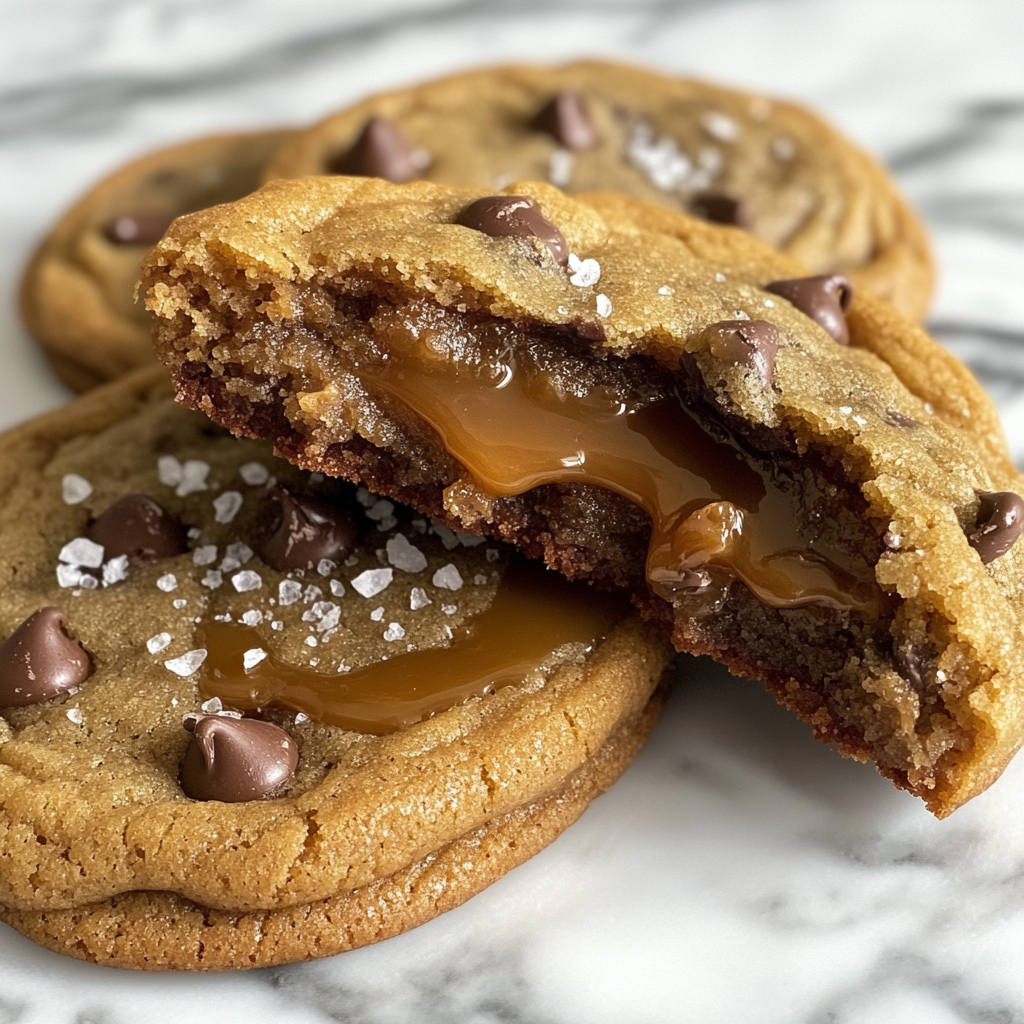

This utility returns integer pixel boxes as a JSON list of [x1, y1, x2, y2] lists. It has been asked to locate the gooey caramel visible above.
[[200, 561, 626, 734], [352, 307, 879, 614]]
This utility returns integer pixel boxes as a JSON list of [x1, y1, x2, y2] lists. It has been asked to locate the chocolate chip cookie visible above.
[[20, 131, 292, 392], [264, 61, 934, 319], [0, 366, 671, 970], [144, 176, 1024, 816]]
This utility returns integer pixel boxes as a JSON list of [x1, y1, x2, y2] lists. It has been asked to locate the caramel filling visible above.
[[200, 561, 626, 734], [347, 310, 878, 614]]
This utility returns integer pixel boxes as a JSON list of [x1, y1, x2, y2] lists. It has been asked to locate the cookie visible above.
[[144, 176, 1024, 817], [264, 61, 934, 319], [0, 366, 672, 969], [20, 130, 292, 392]]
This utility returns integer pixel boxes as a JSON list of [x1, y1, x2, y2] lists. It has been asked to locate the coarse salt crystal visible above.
[[66, 707, 84, 725], [433, 564, 464, 591], [295, 712, 309, 724], [147, 632, 172, 654], [305, 636, 317, 648], [201, 697, 223, 714], [839, 406, 853, 415], [175, 460, 210, 497], [352, 568, 393, 598], [213, 491, 243, 523], [701, 110, 739, 142], [383, 622, 405, 642], [317, 558, 336, 576], [202, 570, 223, 589], [165, 649, 208, 677], [410, 587, 432, 610], [596, 293, 612, 318], [567, 253, 601, 287], [272, 620, 284, 631], [61, 474, 92, 504], [344, 554, 360, 567], [173, 598, 187, 609], [549, 149, 574, 187], [225, 541, 253, 564], [442, 604, 458, 616], [157, 573, 177, 592], [243, 648, 267, 671], [241, 609, 263, 626], [330, 579, 345, 597], [102, 555, 129, 587], [239, 462, 269, 485], [59, 537, 104, 568], [714, 272, 726, 283], [370, 606, 385, 622], [193, 545, 217, 566], [158, 455, 183, 487], [303, 584, 323, 604], [356, 487, 375, 507], [232, 570, 262, 593], [279, 580, 303, 605], [473, 574, 488, 585], [57, 564, 83, 588], [658, 285, 674, 296], [365, 498, 395, 521], [387, 533, 428, 573], [627, 121, 693, 191], [79, 574, 99, 590]]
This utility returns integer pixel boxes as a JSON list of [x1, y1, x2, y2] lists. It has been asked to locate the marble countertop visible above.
[[2, 1, 1024, 1020]]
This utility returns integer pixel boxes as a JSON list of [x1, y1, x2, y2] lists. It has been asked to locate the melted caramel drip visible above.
[[357, 321, 878, 614], [200, 561, 626, 734]]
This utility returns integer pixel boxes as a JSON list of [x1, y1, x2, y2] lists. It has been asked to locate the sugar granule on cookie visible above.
[[145, 176, 1024, 817]]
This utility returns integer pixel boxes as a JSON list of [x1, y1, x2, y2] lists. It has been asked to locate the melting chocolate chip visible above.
[[704, 319, 781, 387], [530, 90, 598, 150], [456, 195, 569, 265], [0, 608, 91, 708], [967, 491, 1024, 564], [765, 274, 854, 346], [689, 192, 752, 230], [260, 486, 359, 572], [87, 494, 188, 565], [328, 116, 421, 183], [103, 213, 174, 246], [179, 715, 298, 802]]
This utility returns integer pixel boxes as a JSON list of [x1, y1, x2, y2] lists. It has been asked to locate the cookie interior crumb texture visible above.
[[144, 176, 1024, 816], [0, 367, 672, 969], [264, 61, 934, 319]]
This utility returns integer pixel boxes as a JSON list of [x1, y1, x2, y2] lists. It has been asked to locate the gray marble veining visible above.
[[1, 1, 1024, 1021]]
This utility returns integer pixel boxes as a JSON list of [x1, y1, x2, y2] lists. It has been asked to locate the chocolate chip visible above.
[[328, 116, 421, 183], [530, 90, 598, 150], [573, 318, 606, 343], [260, 486, 359, 573], [179, 715, 298, 802], [765, 274, 854, 346], [103, 213, 174, 246], [704, 319, 781, 387], [689, 192, 752, 230], [87, 494, 188, 565], [967, 491, 1024, 564], [0, 608, 91, 708], [456, 196, 569, 265]]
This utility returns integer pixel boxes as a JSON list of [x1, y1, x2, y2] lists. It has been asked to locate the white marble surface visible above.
[[2, 1, 1024, 1020]]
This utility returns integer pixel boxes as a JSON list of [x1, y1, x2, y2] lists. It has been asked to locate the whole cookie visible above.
[[144, 177, 1023, 817], [265, 61, 934, 319], [20, 130, 292, 392], [0, 367, 672, 969]]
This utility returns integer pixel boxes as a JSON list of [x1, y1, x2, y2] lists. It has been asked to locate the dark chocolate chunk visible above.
[[704, 319, 781, 387], [0, 608, 91, 708], [260, 486, 359, 572], [179, 715, 298, 802], [968, 491, 1024, 564], [765, 274, 854, 346], [530, 90, 598, 150], [87, 494, 188, 566], [573, 318, 607, 343], [456, 195, 569, 265], [103, 213, 174, 246], [689, 192, 752, 230], [328, 116, 421, 183]]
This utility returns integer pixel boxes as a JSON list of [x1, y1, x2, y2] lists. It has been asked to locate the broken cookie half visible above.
[[144, 176, 1024, 816]]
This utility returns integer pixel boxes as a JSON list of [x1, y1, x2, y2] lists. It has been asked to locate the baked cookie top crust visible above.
[[145, 177, 1024, 815], [265, 61, 934, 319], [0, 367, 669, 914]]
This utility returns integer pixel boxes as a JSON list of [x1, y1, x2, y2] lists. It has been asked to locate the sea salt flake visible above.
[[383, 622, 406, 642], [309, 472, 325, 484], [411, 518, 427, 534], [370, 606, 385, 622], [214, 613, 232, 622], [485, 548, 500, 562], [433, 564, 463, 591], [147, 632, 172, 654], [173, 598, 187, 609], [201, 697, 223, 714], [240, 610, 263, 626], [698, 146, 723, 174], [442, 604, 458, 616], [295, 712, 309, 724], [239, 462, 269, 485], [317, 558, 337, 576], [627, 121, 693, 191], [715, 272, 726, 283], [58, 563, 85, 587], [853, 415, 868, 426], [157, 573, 178, 592], [61, 474, 92, 504], [187, 527, 201, 540], [175, 459, 210, 497], [567, 253, 601, 287], [243, 648, 268, 671], [219, 557, 241, 572], [279, 580, 302, 606], [66, 707, 84, 725], [549, 148, 574, 187], [157, 455, 184, 487], [701, 111, 739, 142], [193, 545, 217, 566], [473, 574, 488, 585], [410, 587, 432, 610], [59, 537, 104, 568], [303, 584, 323, 604], [352, 568, 393, 598], [305, 636, 317, 647], [225, 542, 253, 565], [365, 498, 395, 521], [387, 533, 428, 573], [763, 298, 775, 307], [213, 490, 243, 523], [839, 406, 853, 415], [596, 293, 612, 318], [232, 570, 262, 593], [658, 285, 674, 296], [330, 579, 346, 597], [272, 620, 284, 631], [356, 487, 376, 507], [165, 649, 208, 677], [201, 570, 223, 589], [79, 574, 99, 590], [344, 554, 359, 567], [102, 555, 129, 586]]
